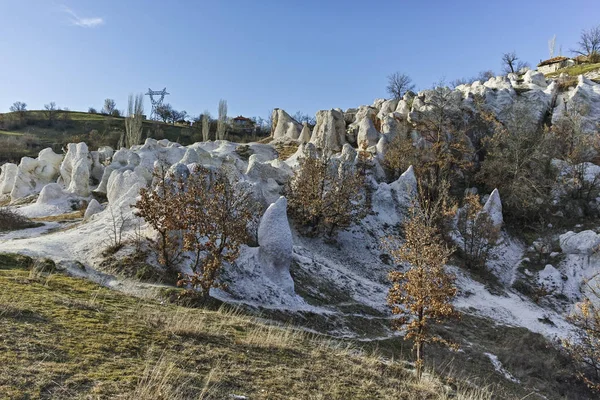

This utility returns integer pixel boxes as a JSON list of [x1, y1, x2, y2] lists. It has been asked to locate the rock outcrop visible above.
[[310, 109, 346, 152], [356, 117, 380, 148], [559, 230, 600, 255], [271, 109, 302, 141], [298, 123, 312, 144], [258, 196, 295, 294], [482, 188, 503, 228], [60, 143, 91, 197]]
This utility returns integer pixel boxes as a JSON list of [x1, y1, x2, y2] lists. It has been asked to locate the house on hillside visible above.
[[537, 56, 574, 74], [232, 116, 255, 128], [231, 116, 256, 135]]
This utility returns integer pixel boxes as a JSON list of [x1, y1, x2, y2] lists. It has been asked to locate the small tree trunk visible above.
[[416, 341, 424, 380]]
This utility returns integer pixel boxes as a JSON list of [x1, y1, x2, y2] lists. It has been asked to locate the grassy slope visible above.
[[0, 110, 266, 156], [545, 63, 600, 78], [0, 253, 490, 400]]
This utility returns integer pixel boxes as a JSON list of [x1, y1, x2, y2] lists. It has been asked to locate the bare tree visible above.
[[386, 72, 415, 99], [572, 25, 600, 62], [216, 99, 228, 140], [201, 110, 211, 142], [124, 93, 144, 148], [171, 109, 188, 124], [9, 101, 27, 125], [501, 51, 529, 74], [43, 102, 59, 126], [9, 101, 27, 113], [102, 98, 117, 115], [155, 103, 173, 123]]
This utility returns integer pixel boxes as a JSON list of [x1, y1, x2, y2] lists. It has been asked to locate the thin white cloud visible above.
[[61, 5, 104, 28]]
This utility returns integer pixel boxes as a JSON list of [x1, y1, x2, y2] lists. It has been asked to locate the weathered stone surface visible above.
[[258, 196, 294, 294]]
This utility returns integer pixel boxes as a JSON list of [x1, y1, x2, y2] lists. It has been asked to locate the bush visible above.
[[455, 193, 500, 270], [135, 164, 258, 297], [0, 208, 37, 232], [286, 153, 367, 237]]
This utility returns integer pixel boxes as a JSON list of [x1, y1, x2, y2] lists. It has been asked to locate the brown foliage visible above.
[[455, 193, 500, 270], [562, 282, 600, 393], [385, 207, 458, 380], [178, 166, 258, 298], [286, 154, 367, 237], [136, 164, 258, 298], [135, 166, 185, 274]]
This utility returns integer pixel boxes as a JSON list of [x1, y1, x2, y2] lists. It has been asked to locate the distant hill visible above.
[[0, 110, 268, 164]]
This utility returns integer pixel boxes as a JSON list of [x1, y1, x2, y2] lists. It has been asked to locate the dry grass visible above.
[[0, 253, 496, 399], [30, 209, 84, 222], [277, 144, 299, 160]]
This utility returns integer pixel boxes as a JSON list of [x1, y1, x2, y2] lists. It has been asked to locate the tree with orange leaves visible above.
[[386, 207, 459, 380], [562, 280, 600, 393]]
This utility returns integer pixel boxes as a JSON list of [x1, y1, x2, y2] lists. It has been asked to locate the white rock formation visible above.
[[107, 169, 147, 209], [246, 155, 292, 186], [552, 76, 600, 133], [377, 99, 399, 119], [310, 109, 346, 152], [356, 117, 380, 148], [84, 199, 103, 220], [258, 196, 295, 293], [0, 148, 63, 202], [60, 143, 91, 197], [96, 148, 141, 194], [36, 183, 70, 205], [389, 165, 418, 210], [298, 123, 311, 144], [271, 109, 302, 141], [559, 230, 600, 255], [482, 188, 503, 228], [0, 163, 18, 199], [347, 106, 377, 144]]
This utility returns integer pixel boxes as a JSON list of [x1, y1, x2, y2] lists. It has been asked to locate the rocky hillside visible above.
[[2, 70, 600, 398]]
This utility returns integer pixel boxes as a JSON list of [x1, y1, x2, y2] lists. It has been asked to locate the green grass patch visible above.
[[546, 63, 600, 78], [0, 253, 484, 399]]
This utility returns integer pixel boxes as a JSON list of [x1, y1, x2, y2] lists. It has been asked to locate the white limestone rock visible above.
[[180, 148, 200, 165], [2, 148, 62, 202], [389, 165, 418, 210], [377, 99, 399, 119], [298, 123, 311, 144], [95, 148, 141, 194], [482, 188, 503, 228], [523, 70, 548, 89], [258, 196, 294, 294], [0, 163, 18, 198], [272, 109, 302, 141], [552, 76, 600, 133], [36, 183, 70, 205], [37, 148, 64, 173], [90, 152, 105, 183], [372, 182, 400, 226], [310, 109, 346, 152], [84, 198, 103, 220], [356, 117, 380, 148], [60, 143, 91, 197], [559, 230, 600, 255], [246, 154, 291, 185], [107, 169, 147, 209], [347, 106, 377, 144]]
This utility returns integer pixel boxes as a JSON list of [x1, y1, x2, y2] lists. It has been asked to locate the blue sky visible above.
[[0, 0, 598, 120]]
